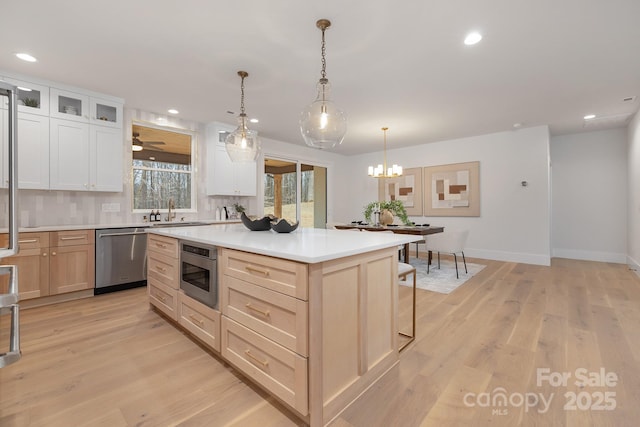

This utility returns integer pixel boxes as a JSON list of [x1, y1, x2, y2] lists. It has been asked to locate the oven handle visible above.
[[0, 304, 21, 368]]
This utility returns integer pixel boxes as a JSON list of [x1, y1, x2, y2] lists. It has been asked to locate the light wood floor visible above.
[[1, 257, 639, 426]]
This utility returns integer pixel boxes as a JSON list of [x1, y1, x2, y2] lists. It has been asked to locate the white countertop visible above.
[[149, 223, 423, 264]]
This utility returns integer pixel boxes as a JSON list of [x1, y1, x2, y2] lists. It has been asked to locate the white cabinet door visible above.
[[90, 97, 122, 128], [206, 122, 257, 196], [3, 78, 50, 116], [90, 125, 122, 191], [50, 118, 90, 190], [234, 159, 257, 196], [18, 114, 49, 189], [50, 88, 89, 123]]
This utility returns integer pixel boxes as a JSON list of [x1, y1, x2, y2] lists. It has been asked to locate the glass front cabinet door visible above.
[[90, 97, 122, 128], [50, 88, 89, 122]]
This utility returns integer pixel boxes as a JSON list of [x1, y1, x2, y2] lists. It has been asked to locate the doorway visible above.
[[263, 158, 327, 228]]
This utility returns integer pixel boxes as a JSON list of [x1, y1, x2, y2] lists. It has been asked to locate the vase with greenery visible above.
[[363, 200, 411, 226], [233, 203, 245, 213]]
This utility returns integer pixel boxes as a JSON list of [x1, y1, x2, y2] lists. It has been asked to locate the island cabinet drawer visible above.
[[148, 278, 178, 321], [221, 317, 308, 416], [220, 248, 308, 300], [147, 251, 179, 289], [178, 292, 221, 353], [147, 234, 179, 258], [51, 229, 94, 247], [222, 275, 308, 356]]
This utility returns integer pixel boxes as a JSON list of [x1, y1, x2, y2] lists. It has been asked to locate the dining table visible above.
[[334, 223, 444, 264]]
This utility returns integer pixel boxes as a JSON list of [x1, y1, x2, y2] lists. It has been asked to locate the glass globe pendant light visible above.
[[226, 71, 260, 162], [299, 19, 347, 149]]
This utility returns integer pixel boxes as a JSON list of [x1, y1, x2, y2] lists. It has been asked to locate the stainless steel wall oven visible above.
[[180, 241, 217, 309]]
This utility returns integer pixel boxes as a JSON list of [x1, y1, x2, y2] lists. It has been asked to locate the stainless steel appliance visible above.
[[180, 241, 217, 308], [95, 227, 149, 295], [0, 82, 21, 367]]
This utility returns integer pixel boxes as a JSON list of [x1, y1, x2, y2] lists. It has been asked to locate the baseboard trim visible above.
[[552, 248, 627, 264]]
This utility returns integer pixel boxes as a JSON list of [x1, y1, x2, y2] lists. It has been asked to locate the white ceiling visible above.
[[2, 0, 639, 156]]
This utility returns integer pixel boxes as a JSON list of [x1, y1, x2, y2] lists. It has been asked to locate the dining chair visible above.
[[424, 230, 469, 279]]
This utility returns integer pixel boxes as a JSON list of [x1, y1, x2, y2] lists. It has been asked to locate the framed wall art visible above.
[[423, 161, 480, 217], [378, 167, 423, 216]]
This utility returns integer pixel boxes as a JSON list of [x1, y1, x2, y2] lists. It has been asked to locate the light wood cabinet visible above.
[[0, 230, 94, 299], [219, 247, 309, 416], [0, 232, 50, 299], [49, 230, 95, 295], [178, 292, 221, 352], [147, 235, 179, 320]]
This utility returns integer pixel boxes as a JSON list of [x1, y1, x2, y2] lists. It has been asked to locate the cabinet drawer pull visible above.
[[245, 350, 269, 368], [189, 314, 204, 327], [155, 242, 168, 248], [245, 265, 270, 277], [155, 265, 167, 273], [18, 239, 38, 244], [245, 303, 270, 318], [156, 293, 167, 303], [60, 236, 86, 241]]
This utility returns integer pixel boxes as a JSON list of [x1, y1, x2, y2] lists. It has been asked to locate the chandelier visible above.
[[225, 71, 260, 162], [299, 19, 347, 149], [368, 127, 403, 178]]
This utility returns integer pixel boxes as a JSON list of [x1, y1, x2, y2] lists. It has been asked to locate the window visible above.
[[263, 157, 327, 228], [132, 123, 194, 211]]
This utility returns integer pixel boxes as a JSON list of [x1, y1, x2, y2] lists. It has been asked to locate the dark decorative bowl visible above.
[[270, 218, 299, 233], [241, 212, 273, 231]]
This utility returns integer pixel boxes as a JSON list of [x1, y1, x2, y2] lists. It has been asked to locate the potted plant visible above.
[[363, 200, 411, 226], [21, 98, 39, 108], [233, 203, 245, 214]]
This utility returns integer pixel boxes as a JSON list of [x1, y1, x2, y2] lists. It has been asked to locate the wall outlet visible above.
[[101, 203, 121, 213]]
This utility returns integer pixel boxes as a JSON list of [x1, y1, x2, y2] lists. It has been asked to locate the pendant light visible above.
[[226, 71, 260, 162], [368, 127, 403, 178], [299, 19, 347, 149]]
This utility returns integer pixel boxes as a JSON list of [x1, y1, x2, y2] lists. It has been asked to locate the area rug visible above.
[[399, 257, 486, 294]]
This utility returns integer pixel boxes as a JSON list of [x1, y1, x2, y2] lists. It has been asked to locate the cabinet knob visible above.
[[52, 252, 57, 256], [42, 252, 47, 257]]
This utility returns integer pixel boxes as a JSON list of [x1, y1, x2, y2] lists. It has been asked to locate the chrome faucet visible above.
[[166, 198, 176, 222]]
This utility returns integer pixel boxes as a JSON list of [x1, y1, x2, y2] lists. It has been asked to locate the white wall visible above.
[[550, 129, 628, 263], [628, 112, 640, 271], [333, 126, 552, 265]]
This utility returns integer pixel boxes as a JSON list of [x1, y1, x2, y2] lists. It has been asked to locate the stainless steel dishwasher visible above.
[[95, 227, 149, 295]]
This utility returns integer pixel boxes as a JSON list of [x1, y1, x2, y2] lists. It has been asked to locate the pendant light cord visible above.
[[320, 27, 327, 81]]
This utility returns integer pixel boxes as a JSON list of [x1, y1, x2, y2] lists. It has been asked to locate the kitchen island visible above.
[[147, 224, 422, 427]]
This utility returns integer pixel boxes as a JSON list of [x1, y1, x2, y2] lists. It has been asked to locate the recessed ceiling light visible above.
[[584, 114, 596, 120], [464, 32, 482, 46], [250, 118, 259, 123], [513, 123, 522, 129], [168, 109, 179, 114], [15, 53, 37, 62]]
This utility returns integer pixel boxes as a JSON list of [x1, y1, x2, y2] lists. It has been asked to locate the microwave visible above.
[[179, 241, 218, 309]]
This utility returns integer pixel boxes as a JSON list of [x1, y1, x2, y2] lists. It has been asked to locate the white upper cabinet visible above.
[[50, 88, 89, 122], [49, 118, 90, 190], [17, 114, 50, 189], [90, 125, 122, 191], [0, 70, 124, 192], [206, 122, 257, 196], [90, 97, 122, 128], [2, 77, 50, 116]]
